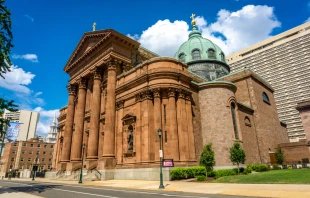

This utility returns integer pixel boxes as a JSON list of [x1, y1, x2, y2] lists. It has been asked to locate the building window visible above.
[[208, 49, 216, 59], [9, 165, 13, 169], [36, 151, 40, 155], [13, 142, 17, 146], [44, 145, 47, 148], [29, 151, 33, 154], [231, 103, 239, 140], [50, 152, 53, 155], [220, 52, 225, 61], [28, 158, 31, 162], [12, 150, 16, 154], [23, 143, 26, 146], [20, 158, 24, 162], [11, 158, 14, 162], [38, 144, 41, 148], [165, 131, 168, 142], [192, 49, 201, 60], [245, 116, 251, 127], [262, 92, 270, 104], [179, 53, 186, 62], [48, 158, 52, 162], [164, 105, 167, 124], [30, 144, 33, 147], [22, 150, 25, 154], [43, 151, 46, 155], [42, 158, 45, 162], [48, 165, 51, 169], [51, 145, 54, 149]]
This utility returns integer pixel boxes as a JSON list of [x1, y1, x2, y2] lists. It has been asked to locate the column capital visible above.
[[152, 88, 161, 98], [78, 77, 87, 90], [141, 90, 153, 101], [106, 58, 121, 71], [135, 93, 142, 103], [177, 89, 186, 99], [92, 67, 102, 80], [67, 84, 77, 96], [168, 88, 176, 98], [116, 100, 124, 110], [185, 95, 192, 101]]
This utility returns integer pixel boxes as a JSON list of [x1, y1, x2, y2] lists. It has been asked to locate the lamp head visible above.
[[157, 128, 162, 137]]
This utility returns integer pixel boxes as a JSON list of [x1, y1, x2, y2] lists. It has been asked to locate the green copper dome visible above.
[[174, 25, 230, 81], [174, 30, 227, 64]]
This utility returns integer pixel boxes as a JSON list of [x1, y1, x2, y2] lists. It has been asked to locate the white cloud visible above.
[[33, 107, 59, 135], [0, 65, 35, 94], [306, 17, 310, 22], [24, 14, 34, 22], [34, 92, 42, 97], [129, 5, 281, 56], [12, 54, 39, 62]]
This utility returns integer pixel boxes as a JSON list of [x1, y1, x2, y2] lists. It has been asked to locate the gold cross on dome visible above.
[[190, 13, 196, 20]]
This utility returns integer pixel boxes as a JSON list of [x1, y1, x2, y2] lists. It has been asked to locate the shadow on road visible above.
[[0, 183, 61, 194]]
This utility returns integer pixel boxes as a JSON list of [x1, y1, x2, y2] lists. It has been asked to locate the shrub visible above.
[[246, 164, 270, 172], [195, 175, 206, 182], [214, 169, 236, 179], [170, 166, 206, 180], [244, 167, 252, 174], [275, 147, 285, 165], [273, 164, 281, 170], [207, 170, 216, 177], [233, 167, 245, 174]]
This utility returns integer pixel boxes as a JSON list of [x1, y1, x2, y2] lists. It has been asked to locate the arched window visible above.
[[208, 49, 216, 59], [179, 53, 186, 63], [245, 116, 251, 127], [231, 103, 239, 139], [220, 52, 225, 61], [262, 92, 270, 104], [192, 49, 201, 60]]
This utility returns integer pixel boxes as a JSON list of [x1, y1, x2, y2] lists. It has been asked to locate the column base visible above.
[[98, 158, 116, 169], [66, 162, 82, 171], [86, 156, 99, 160]]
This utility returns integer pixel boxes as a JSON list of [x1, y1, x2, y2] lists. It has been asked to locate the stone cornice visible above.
[[194, 81, 237, 92], [237, 101, 254, 113]]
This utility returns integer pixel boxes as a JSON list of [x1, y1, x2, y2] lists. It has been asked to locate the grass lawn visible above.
[[212, 169, 310, 184]]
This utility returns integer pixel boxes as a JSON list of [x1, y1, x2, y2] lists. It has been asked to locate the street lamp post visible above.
[[32, 155, 38, 181], [78, 143, 86, 184], [157, 128, 165, 189]]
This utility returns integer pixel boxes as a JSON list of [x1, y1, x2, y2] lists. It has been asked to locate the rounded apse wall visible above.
[[198, 81, 237, 166]]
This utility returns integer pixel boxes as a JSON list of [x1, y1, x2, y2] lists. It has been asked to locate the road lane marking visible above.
[[0, 180, 209, 198], [54, 188, 119, 198]]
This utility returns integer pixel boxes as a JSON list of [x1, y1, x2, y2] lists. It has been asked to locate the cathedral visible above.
[[52, 17, 289, 180]]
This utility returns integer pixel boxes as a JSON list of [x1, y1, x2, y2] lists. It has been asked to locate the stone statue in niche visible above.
[[127, 125, 134, 152]]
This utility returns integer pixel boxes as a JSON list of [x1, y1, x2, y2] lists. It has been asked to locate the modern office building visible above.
[[3, 109, 40, 141], [227, 22, 310, 142]]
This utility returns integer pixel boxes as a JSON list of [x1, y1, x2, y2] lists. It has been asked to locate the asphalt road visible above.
[[0, 180, 250, 198]]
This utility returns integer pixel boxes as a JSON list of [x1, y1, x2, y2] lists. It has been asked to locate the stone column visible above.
[[102, 61, 117, 158], [168, 88, 180, 161], [186, 95, 196, 160], [87, 68, 102, 159], [71, 78, 87, 161], [61, 84, 76, 162], [153, 89, 162, 162], [177, 90, 189, 161]]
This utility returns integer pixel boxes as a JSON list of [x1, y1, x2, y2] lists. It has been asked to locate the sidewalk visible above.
[[8, 178, 310, 198]]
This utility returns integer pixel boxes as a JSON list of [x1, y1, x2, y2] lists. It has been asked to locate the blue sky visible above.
[[1, 0, 310, 136]]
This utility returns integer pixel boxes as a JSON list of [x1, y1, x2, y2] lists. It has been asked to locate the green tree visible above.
[[0, 98, 18, 137], [229, 142, 246, 174], [274, 147, 285, 165], [0, 0, 13, 78], [200, 143, 215, 174]]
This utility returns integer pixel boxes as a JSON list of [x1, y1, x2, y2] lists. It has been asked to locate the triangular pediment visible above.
[[122, 114, 136, 121], [64, 30, 111, 70]]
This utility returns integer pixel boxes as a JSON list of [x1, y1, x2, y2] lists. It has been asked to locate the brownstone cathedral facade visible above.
[[52, 24, 289, 180]]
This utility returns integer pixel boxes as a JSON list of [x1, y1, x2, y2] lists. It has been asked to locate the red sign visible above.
[[162, 159, 174, 167]]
